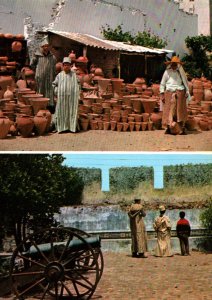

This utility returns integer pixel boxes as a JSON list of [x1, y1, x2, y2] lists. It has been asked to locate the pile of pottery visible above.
[[0, 86, 51, 139], [78, 77, 162, 132], [186, 77, 212, 131]]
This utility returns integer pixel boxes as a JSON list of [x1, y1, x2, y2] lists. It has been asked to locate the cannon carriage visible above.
[[9, 226, 104, 299]]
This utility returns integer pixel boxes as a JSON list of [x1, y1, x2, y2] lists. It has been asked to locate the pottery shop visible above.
[[45, 30, 173, 84]]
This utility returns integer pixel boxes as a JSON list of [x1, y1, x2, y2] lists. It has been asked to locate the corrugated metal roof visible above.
[[48, 30, 173, 54]]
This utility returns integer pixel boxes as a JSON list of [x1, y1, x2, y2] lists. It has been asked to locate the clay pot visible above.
[[29, 98, 49, 115], [186, 116, 198, 131], [79, 118, 89, 131], [111, 78, 124, 99], [122, 122, 128, 132], [131, 99, 142, 113], [151, 84, 160, 96], [134, 114, 142, 122], [150, 112, 162, 129], [4, 33, 13, 39], [147, 121, 153, 131], [90, 120, 98, 130], [170, 122, 182, 135], [204, 89, 212, 101], [0, 113, 11, 138], [135, 122, 141, 131], [110, 121, 117, 131], [18, 104, 33, 116], [9, 121, 18, 136], [69, 50, 76, 61], [16, 115, 34, 137], [34, 115, 48, 135], [141, 98, 156, 114], [133, 77, 145, 85], [16, 79, 27, 89], [117, 122, 123, 132], [97, 78, 111, 95], [97, 120, 103, 130], [141, 122, 147, 131], [199, 119, 209, 131], [3, 86, 14, 100], [142, 113, 150, 122], [11, 41, 22, 52], [36, 109, 52, 133], [103, 121, 110, 130], [193, 88, 204, 102], [129, 121, 135, 132]]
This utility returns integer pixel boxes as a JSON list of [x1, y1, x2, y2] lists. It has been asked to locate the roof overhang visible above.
[[47, 30, 174, 55]]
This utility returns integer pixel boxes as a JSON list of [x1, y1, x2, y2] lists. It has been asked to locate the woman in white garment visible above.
[[52, 57, 80, 133], [153, 205, 173, 257]]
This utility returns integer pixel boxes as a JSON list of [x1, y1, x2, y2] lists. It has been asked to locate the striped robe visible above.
[[52, 70, 80, 133], [30, 50, 56, 106]]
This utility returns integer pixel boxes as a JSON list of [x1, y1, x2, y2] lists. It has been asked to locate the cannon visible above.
[[9, 227, 104, 299]]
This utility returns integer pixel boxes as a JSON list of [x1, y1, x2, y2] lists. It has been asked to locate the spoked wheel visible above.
[[10, 227, 103, 299]]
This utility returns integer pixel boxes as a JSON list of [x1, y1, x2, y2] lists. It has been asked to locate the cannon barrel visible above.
[[23, 235, 101, 256]]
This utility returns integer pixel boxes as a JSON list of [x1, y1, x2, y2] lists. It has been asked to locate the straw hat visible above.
[[159, 205, 166, 212], [165, 56, 183, 65]]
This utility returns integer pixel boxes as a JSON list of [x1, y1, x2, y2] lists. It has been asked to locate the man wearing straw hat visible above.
[[52, 57, 80, 133], [160, 56, 191, 135], [30, 38, 57, 112]]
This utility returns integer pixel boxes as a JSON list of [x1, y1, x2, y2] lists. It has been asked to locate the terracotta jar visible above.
[[0, 112, 11, 139], [16, 115, 34, 137], [204, 88, 212, 101], [129, 121, 135, 132], [30, 97, 49, 115], [117, 122, 123, 132], [131, 99, 142, 113], [36, 109, 52, 133], [142, 113, 150, 122], [141, 98, 156, 114], [147, 121, 153, 131], [150, 112, 162, 129], [97, 78, 111, 95], [186, 116, 198, 131], [33, 115, 48, 135], [11, 41, 22, 52], [151, 84, 160, 96], [111, 78, 124, 99], [122, 122, 129, 132], [16, 79, 27, 89], [3, 86, 14, 100], [80, 118, 89, 131], [135, 122, 141, 131], [110, 121, 117, 131], [199, 119, 209, 131]]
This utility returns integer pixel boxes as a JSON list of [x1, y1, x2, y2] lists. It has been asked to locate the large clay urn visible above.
[[33, 115, 48, 135], [29, 97, 49, 115], [111, 78, 124, 99], [150, 112, 162, 129], [0, 112, 11, 139], [36, 109, 52, 133], [16, 115, 34, 137]]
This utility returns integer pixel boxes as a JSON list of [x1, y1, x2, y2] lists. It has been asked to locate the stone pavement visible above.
[[1, 250, 212, 300]]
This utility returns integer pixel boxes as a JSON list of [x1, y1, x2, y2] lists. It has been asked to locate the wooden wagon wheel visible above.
[[10, 227, 103, 299]]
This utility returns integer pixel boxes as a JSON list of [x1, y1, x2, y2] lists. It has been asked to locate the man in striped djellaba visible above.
[[52, 57, 80, 133]]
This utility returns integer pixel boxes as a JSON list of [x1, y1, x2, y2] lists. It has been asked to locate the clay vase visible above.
[[147, 121, 153, 131], [186, 116, 198, 131], [0, 113, 11, 138], [16, 115, 34, 137], [132, 99, 142, 113], [142, 113, 150, 122], [199, 119, 209, 131], [37, 109, 52, 133], [33, 115, 48, 136], [30, 98, 49, 115], [90, 120, 98, 130], [111, 78, 124, 98], [97, 120, 103, 130], [3, 86, 14, 100], [151, 84, 160, 96]]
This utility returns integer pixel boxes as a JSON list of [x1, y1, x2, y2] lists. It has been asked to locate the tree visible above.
[[0, 154, 84, 247], [101, 24, 167, 48], [182, 35, 212, 78], [200, 198, 212, 231]]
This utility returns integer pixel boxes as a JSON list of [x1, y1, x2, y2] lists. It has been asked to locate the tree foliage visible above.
[[101, 24, 167, 48], [182, 35, 212, 78], [0, 154, 84, 246], [200, 198, 212, 231]]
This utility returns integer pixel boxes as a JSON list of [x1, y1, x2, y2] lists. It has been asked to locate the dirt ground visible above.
[[1, 251, 212, 300], [0, 129, 212, 152]]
